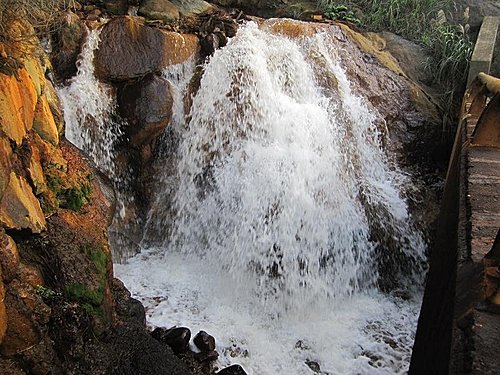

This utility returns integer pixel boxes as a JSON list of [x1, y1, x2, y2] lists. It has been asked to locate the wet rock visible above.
[[50, 11, 86, 81], [44, 79, 64, 134], [95, 16, 199, 82], [1, 279, 50, 356], [111, 278, 146, 326], [95, 16, 164, 81], [151, 326, 191, 354], [117, 73, 173, 148], [193, 330, 216, 352], [194, 350, 219, 362], [26, 139, 47, 194], [0, 137, 12, 200], [216, 364, 248, 375], [0, 279, 6, 345], [305, 360, 321, 373], [139, 0, 180, 23]]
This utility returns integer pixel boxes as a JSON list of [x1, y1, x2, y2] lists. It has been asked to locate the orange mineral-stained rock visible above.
[[33, 94, 59, 146], [160, 31, 200, 67], [0, 172, 46, 233], [0, 68, 37, 145]]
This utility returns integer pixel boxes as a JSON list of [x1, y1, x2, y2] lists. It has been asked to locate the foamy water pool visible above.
[[115, 250, 421, 375]]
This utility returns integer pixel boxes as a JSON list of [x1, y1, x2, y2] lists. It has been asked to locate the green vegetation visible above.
[[318, 0, 473, 130], [35, 284, 59, 300], [45, 170, 92, 212], [81, 244, 108, 276], [323, 4, 360, 25], [66, 282, 105, 307]]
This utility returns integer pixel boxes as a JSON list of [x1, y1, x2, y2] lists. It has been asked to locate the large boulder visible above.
[[170, 0, 213, 16], [94, 16, 200, 82], [50, 11, 86, 81], [118, 73, 174, 147], [94, 17, 164, 81], [138, 0, 180, 23]]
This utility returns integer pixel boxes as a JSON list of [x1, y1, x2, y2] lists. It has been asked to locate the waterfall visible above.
[[156, 22, 426, 311], [58, 28, 122, 179], [63, 21, 429, 375], [117, 22, 427, 374]]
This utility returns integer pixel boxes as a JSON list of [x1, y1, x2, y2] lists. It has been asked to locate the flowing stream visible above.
[[61, 22, 427, 374]]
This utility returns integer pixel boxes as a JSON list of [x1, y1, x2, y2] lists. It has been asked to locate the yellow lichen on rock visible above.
[[44, 79, 64, 134], [33, 94, 59, 145], [0, 68, 37, 145], [24, 57, 46, 98], [339, 24, 406, 78], [0, 172, 46, 233]]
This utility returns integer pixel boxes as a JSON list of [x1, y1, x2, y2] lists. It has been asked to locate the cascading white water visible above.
[[118, 22, 427, 374], [165, 22, 426, 311], [58, 28, 123, 179], [62, 21, 428, 375]]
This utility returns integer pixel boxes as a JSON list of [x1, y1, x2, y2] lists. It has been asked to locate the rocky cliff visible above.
[[0, 14, 190, 375]]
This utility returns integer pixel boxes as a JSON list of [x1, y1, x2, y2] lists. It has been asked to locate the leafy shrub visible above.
[[324, 4, 360, 25]]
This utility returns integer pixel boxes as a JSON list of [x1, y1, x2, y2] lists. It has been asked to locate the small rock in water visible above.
[[305, 360, 321, 373], [194, 350, 219, 362], [193, 330, 216, 352], [216, 364, 248, 375], [294, 340, 310, 350], [151, 326, 191, 354]]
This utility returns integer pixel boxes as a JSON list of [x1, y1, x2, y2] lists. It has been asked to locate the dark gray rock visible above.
[[151, 326, 192, 354], [216, 364, 248, 375], [117, 73, 173, 148], [193, 330, 216, 352]]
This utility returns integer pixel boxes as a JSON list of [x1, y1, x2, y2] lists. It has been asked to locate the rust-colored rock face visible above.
[[0, 69, 37, 145], [161, 31, 200, 67], [118, 73, 174, 147], [94, 16, 199, 82], [0, 172, 46, 233]]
